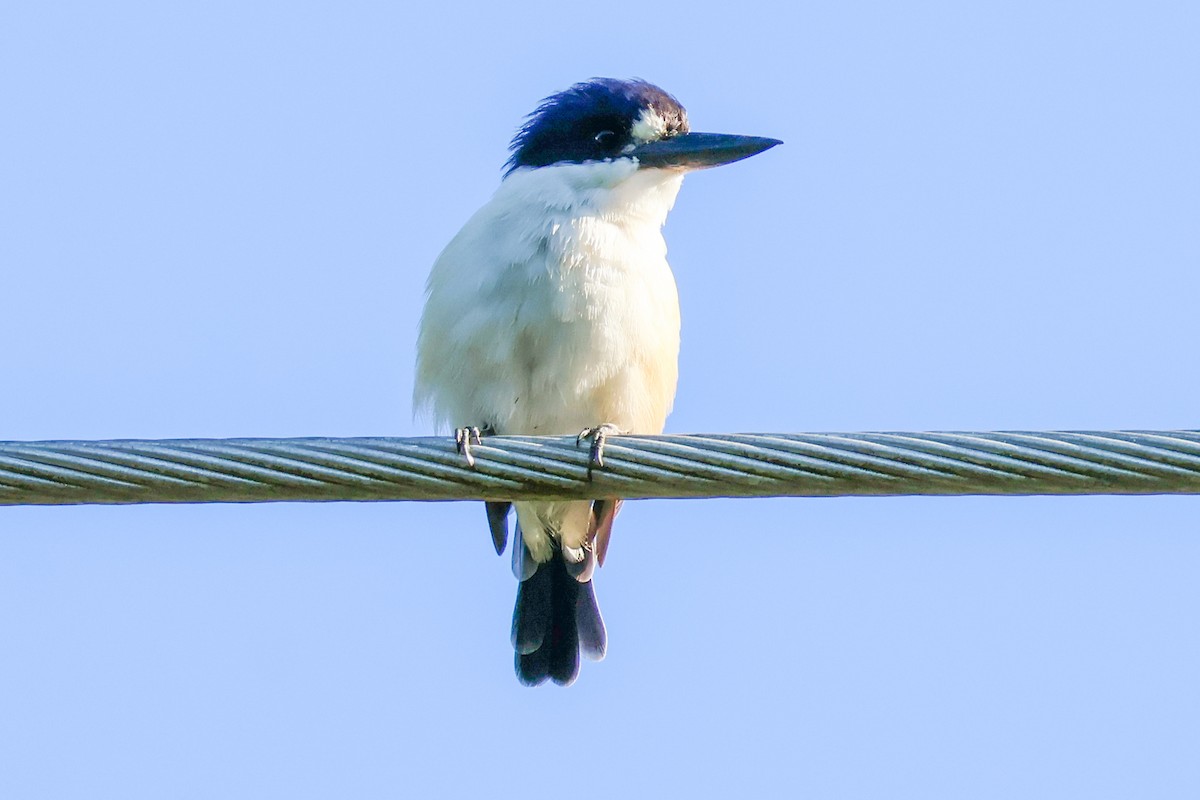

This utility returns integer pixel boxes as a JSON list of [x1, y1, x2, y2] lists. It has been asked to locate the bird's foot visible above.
[[577, 423, 623, 479], [454, 426, 485, 467]]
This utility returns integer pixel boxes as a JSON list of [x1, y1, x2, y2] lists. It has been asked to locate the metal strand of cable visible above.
[[1, 430, 1199, 506]]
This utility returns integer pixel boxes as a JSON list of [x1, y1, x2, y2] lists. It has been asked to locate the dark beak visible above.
[[630, 132, 782, 170]]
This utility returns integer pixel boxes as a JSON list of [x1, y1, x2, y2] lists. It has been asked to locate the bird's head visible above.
[[505, 78, 780, 177]]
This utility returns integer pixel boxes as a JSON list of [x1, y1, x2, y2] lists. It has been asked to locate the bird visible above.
[[414, 78, 780, 686]]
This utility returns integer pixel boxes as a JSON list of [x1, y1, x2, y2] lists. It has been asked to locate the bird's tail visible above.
[[510, 526, 606, 687]]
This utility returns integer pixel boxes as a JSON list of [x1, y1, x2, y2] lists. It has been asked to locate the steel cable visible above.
[[2, 430, 1198, 506]]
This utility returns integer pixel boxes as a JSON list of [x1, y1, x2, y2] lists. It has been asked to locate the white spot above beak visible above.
[[630, 107, 670, 145]]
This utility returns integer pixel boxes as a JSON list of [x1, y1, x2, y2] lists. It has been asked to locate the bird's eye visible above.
[[593, 130, 617, 147]]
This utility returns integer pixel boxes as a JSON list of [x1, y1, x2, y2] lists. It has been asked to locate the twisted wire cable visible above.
[[2, 430, 1199, 507]]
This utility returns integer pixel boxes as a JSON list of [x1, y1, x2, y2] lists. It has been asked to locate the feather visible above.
[[511, 558, 551, 655], [485, 501, 510, 555], [575, 579, 607, 661], [546, 555, 582, 686], [589, 498, 623, 566], [516, 646, 550, 687], [511, 524, 538, 581]]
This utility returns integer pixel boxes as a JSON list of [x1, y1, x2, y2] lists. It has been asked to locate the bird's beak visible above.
[[630, 132, 782, 171]]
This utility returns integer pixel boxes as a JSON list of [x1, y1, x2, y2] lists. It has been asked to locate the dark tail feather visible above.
[[511, 523, 538, 580], [512, 550, 601, 687], [545, 563, 581, 685], [515, 646, 549, 687], [511, 554, 551, 655], [575, 579, 607, 661]]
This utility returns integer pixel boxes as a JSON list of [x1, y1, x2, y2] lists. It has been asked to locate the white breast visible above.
[[415, 159, 685, 438]]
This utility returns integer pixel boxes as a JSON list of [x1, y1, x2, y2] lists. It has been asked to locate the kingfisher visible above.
[[415, 78, 780, 686]]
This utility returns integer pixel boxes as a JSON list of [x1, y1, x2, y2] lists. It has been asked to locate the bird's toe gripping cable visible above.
[[454, 426, 486, 467], [577, 423, 623, 479]]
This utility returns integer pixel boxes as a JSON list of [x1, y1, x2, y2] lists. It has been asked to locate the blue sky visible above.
[[2, 1, 1198, 796]]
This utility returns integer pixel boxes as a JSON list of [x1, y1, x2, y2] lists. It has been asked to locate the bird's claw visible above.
[[455, 426, 483, 467], [577, 423, 622, 479]]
